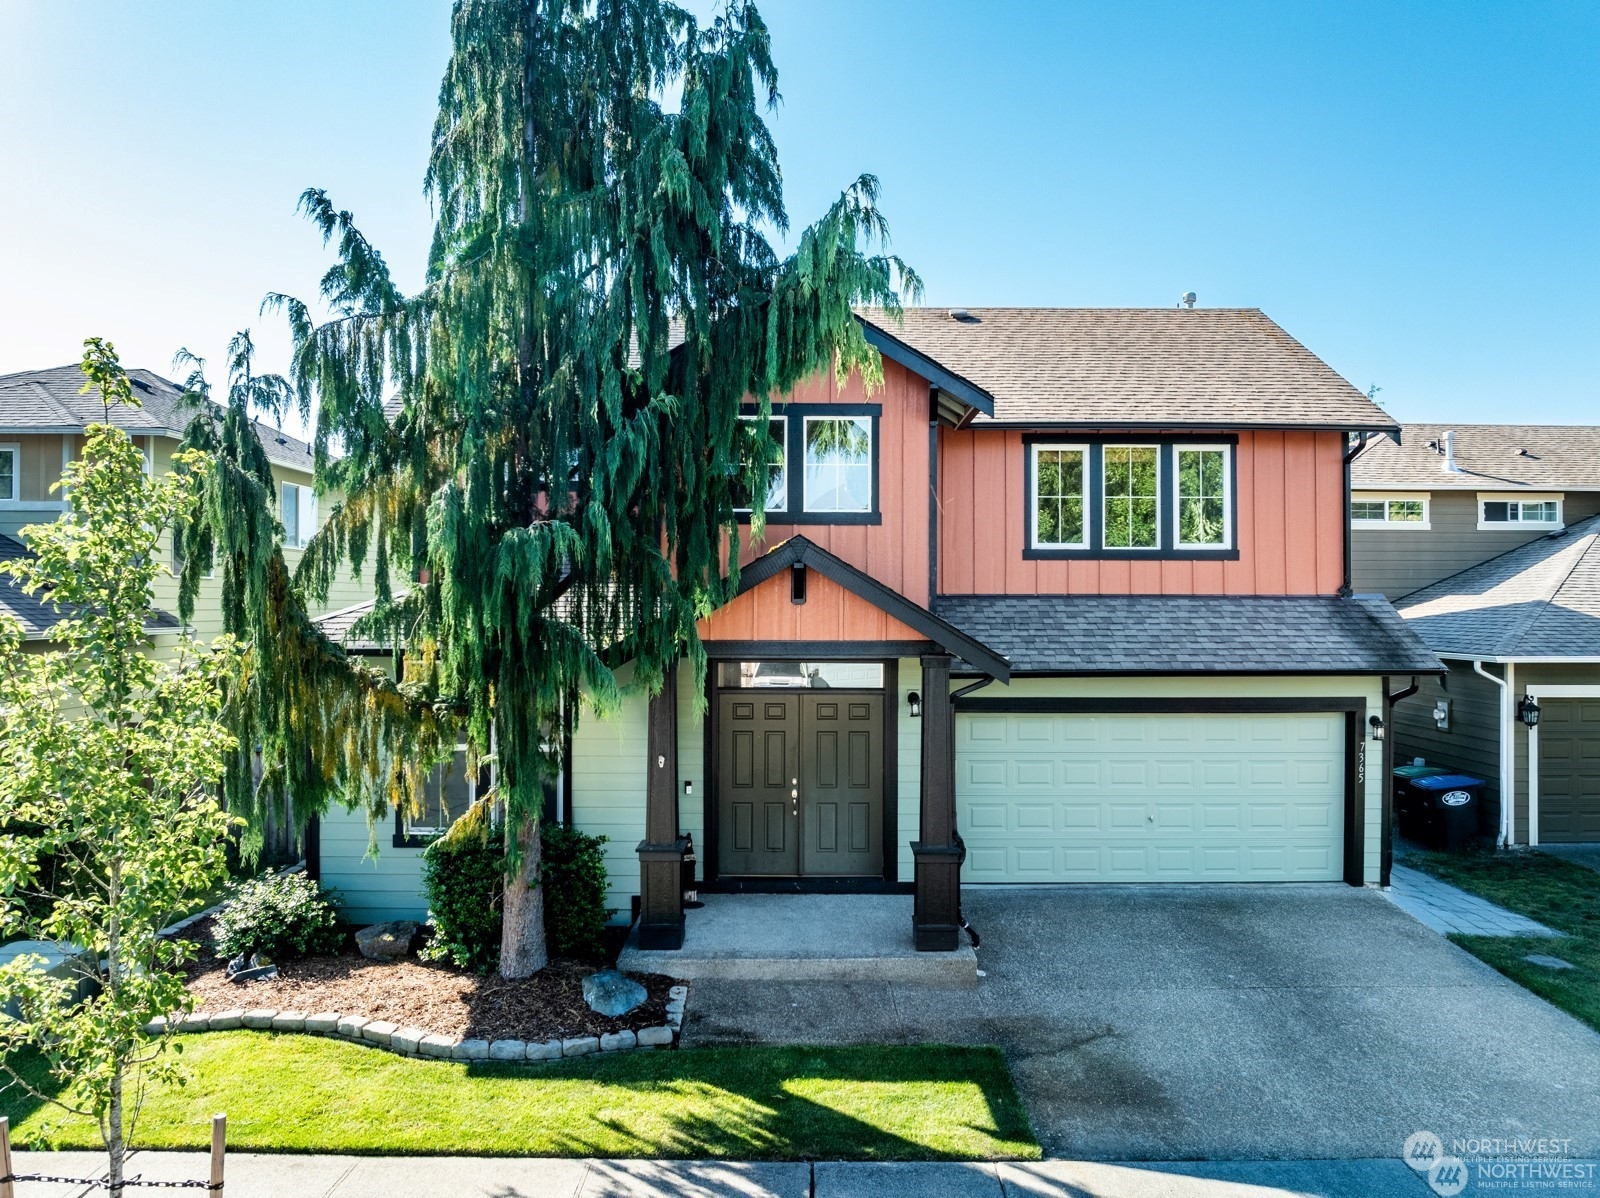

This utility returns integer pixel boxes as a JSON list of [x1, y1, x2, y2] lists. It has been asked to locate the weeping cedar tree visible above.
[[270, 0, 917, 977], [170, 333, 454, 866]]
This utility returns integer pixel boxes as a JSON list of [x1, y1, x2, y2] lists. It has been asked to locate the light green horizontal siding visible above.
[[318, 803, 428, 926], [897, 658, 922, 880], [570, 682, 648, 922]]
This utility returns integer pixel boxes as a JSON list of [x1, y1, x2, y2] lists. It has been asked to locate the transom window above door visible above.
[[1026, 438, 1236, 558], [1478, 493, 1562, 530], [716, 661, 886, 689], [734, 405, 880, 525]]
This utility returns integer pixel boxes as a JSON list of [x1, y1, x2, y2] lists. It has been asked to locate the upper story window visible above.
[[1351, 493, 1430, 529], [1102, 445, 1160, 549], [1479, 493, 1561, 530], [1031, 445, 1088, 549], [1027, 438, 1236, 559], [280, 481, 317, 549], [0, 445, 17, 502], [734, 404, 880, 525]]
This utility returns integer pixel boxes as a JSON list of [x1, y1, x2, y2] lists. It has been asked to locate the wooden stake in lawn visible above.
[[0, 1114, 14, 1198], [210, 1113, 226, 1197]]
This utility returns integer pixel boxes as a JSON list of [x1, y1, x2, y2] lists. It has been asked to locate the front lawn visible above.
[[4, 1033, 1039, 1160], [1408, 848, 1600, 1033]]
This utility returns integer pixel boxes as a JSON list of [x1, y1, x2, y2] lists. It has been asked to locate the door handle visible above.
[[791, 792, 798, 815]]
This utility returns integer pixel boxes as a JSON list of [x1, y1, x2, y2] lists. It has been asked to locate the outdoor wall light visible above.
[[908, 691, 922, 718], [1518, 695, 1542, 729], [683, 779, 693, 796], [1368, 714, 1385, 742], [790, 561, 807, 605]]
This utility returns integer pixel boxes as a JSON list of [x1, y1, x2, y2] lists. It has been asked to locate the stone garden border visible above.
[[144, 983, 688, 1062]]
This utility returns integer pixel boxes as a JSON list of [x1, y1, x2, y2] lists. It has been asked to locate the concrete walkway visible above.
[[1384, 863, 1563, 936], [12, 1151, 1456, 1197]]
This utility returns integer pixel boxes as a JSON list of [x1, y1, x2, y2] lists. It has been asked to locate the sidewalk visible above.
[[12, 1151, 1448, 1197], [1384, 863, 1562, 937]]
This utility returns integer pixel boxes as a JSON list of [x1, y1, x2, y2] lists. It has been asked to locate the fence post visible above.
[[209, 1113, 226, 1198], [0, 1115, 14, 1198]]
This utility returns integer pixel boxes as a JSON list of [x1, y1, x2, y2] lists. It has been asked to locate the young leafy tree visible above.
[[272, 0, 916, 976], [0, 342, 240, 1189]]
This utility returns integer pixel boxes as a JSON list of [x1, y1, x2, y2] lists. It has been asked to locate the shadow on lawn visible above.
[[464, 1044, 1037, 1160]]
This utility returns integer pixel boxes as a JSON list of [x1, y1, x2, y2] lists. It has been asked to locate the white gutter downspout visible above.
[[1474, 660, 1515, 846]]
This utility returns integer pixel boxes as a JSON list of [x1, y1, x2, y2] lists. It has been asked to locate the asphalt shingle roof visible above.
[[858, 308, 1394, 430], [0, 364, 316, 473], [1396, 515, 1600, 659], [935, 594, 1442, 675], [1352, 424, 1600, 492], [0, 532, 179, 641]]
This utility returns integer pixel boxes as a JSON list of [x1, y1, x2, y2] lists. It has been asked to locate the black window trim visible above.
[[735, 402, 882, 526], [1022, 433, 1241, 561]]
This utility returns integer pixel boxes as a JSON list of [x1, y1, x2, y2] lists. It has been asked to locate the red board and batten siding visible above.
[[736, 358, 931, 608], [696, 569, 926, 642], [937, 428, 1346, 597]]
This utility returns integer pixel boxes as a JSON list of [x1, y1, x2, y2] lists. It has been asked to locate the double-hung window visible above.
[[0, 445, 18, 502], [733, 405, 879, 523], [1030, 445, 1088, 549], [1350, 494, 1429, 529], [1478, 494, 1562, 530], [1028, 438, 1236, 556], [279, 482, 317, 549]]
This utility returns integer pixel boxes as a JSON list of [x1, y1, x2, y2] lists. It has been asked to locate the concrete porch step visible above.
[[616, 893, 978, 985]]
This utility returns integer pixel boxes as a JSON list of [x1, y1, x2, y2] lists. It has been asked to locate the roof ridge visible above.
[[1504, 520, 1600, 655], [1396, 515, 1600, 604]]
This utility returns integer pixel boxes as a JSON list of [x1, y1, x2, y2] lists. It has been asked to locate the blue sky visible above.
[[1, 1, 1595, 429]]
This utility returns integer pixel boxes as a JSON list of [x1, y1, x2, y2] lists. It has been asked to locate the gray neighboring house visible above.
[[1386, 515, 1600, 846], [1350, 425, 1600, 847], [1350, 423, 1600, 600]]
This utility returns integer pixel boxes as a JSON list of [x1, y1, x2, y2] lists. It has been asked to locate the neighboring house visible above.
[[1350, 425, 1600, 848], [314, 306, 1440, 948], [1350, 424, 1600, 600], [0, 364, 372, 638], [1387, 517, 1600, 847]]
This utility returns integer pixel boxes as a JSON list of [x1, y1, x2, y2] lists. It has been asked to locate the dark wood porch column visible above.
[[636, 666, 688, 949], [912, 654, 962, 951]]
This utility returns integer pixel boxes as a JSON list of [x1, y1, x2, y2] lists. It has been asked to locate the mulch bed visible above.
[[180, 917, 679, 1042]]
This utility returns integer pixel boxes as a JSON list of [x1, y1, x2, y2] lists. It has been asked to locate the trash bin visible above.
[[1399, 773, 1485, 850], [1392, 765, 1446, 844]]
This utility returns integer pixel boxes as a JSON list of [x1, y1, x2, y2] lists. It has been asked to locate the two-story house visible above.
[[1351, 425, 1600, 848], [0, 363, 375, 856], [312, 307, 1440, 951]]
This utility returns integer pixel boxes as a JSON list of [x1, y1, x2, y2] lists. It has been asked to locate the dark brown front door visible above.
[[716, 688, 884, 877], [800, 693, 883, 876]]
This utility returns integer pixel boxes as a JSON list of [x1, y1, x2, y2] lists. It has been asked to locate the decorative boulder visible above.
[[356, 920, 420, 962], [582, 969, 647, 1018]]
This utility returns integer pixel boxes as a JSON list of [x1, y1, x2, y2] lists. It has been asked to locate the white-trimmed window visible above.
[[733, 415, 786, 514], [1350, 493, 1430, 529], [1102, 444, 1160, 550], [0, 445, 18, 502], [279, 482, 318, 548], [1479, 493, 1562, 530], [1174, 445, 1232, 548], [403, 746, 480, 838], [1030, 444, 1089, 549], [802, 415, 872, 513]]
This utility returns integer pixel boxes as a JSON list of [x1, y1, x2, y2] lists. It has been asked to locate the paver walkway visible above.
[[11, 1151, 1456, 1197], [1384, 863, 1563, 936]]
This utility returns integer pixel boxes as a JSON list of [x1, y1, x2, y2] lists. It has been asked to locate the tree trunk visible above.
[[106, 1065, 125, 1192], [499, 814, 547, 978]]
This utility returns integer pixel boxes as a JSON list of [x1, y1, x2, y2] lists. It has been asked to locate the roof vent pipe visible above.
[[1441, 429, 1462, 473], [1179, 292, 1197, 309]]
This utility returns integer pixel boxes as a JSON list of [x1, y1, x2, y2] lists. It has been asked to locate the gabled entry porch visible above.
[[631, 536, 1009, 954]]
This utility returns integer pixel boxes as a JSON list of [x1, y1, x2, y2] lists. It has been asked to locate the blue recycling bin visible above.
[[1395, 772, 1485, 850]]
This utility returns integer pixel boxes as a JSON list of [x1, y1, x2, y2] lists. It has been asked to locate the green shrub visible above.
[[542, 824, 612, 960], [213, 872, 341, 960], [419, 801, 504, 973]]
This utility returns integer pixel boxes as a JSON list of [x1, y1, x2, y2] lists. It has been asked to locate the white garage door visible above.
[[957, 711, 1345, 883]]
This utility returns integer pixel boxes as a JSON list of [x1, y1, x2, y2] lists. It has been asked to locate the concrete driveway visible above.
[[681, 885, 1600, 1160]]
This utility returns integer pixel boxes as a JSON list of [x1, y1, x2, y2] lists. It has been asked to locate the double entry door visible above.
[[716, 691, 884, 877]]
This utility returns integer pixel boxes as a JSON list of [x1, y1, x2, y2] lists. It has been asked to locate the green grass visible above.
[[1409, 847, 1600, 1033], [4, 1033, 1039, 1160]]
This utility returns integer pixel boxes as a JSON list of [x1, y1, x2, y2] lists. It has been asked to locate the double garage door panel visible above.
[[958, 712, 1345, 883]]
